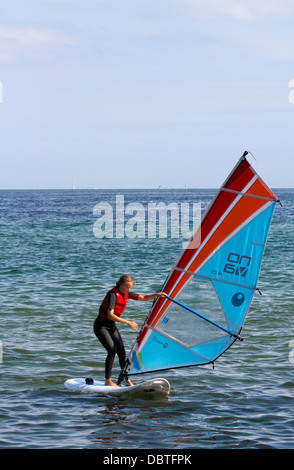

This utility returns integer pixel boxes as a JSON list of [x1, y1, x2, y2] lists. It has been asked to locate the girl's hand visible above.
[[157, 292, 166, 298], [128, 321, 138, 330]]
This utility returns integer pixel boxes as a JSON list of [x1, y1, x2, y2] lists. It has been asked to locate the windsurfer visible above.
[[94, 274, 166, 386]]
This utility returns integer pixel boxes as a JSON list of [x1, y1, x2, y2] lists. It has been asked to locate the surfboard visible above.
[[64, 377, 170, 396]]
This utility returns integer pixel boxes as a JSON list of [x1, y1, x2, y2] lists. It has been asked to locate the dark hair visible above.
[[116, 274, 134, 288]]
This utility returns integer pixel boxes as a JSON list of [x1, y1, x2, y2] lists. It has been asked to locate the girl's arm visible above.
[[136, 292, 166, 302], [107, 309, 138, 330]]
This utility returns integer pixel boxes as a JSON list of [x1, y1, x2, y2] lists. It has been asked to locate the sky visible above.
[[0, 0, 294, 189]]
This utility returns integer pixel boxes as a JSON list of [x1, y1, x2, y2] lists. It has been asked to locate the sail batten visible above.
[[125, 155, 277, 376], [174, 268, 257, 290], [151, 325, 212, 361], [222, 187, 276, 201]]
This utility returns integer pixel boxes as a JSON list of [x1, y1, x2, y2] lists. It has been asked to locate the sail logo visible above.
[[223, 252, 251, 277], [231, 292, 245, 306], [153, 336, 168, 348]]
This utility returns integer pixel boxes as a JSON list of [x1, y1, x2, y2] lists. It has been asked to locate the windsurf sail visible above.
[[123, 153, 278, 377]]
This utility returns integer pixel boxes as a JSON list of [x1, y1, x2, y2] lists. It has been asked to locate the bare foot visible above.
[[105, 379, 118, 387], [125, 379, 134, 386]]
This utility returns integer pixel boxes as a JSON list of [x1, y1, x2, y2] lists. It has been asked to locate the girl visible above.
[[94, 274, 165, 386]]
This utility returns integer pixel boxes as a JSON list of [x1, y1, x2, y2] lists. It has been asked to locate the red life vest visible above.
[[99, 287, 129, 319]]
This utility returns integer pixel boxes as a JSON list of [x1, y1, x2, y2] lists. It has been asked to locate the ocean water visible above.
[[0, 187, 293, 450]]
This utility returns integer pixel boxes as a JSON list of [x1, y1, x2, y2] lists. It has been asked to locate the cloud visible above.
[[0, 26, 76, 46], [178, 0, 294, 20], [0, 26, 77, 63]]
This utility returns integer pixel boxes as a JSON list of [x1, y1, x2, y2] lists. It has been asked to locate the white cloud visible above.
[[224, 0, 294, 19], [0, 26, 76, 47], [0, 26, 77, 63], [178, 0, 294, 20]]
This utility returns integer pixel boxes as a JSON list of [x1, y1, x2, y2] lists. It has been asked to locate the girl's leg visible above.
[[111, 328, 133, 385], [111, 327, 126, 371], [94, 325, 116, 381]]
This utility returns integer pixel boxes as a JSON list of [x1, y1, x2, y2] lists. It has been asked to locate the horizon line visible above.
[[0, 186, 292, 191]]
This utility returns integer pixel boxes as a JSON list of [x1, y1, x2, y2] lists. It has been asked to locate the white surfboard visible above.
[[64, 377, 170, 397]]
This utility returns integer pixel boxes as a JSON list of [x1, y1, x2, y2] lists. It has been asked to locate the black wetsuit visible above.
[[93, 291, 137, 379]]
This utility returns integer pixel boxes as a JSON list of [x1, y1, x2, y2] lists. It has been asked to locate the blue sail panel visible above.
[[128, 330, 209, 374], [191, 335, 233, 359], [197, 203, 275, 289], [211, 281, 254, 333]]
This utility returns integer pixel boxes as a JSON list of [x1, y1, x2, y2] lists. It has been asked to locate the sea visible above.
[[0, 187, 293, 453]]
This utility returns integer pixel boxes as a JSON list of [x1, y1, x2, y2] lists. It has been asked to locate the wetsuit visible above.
[[93, 287, 138, 379]]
